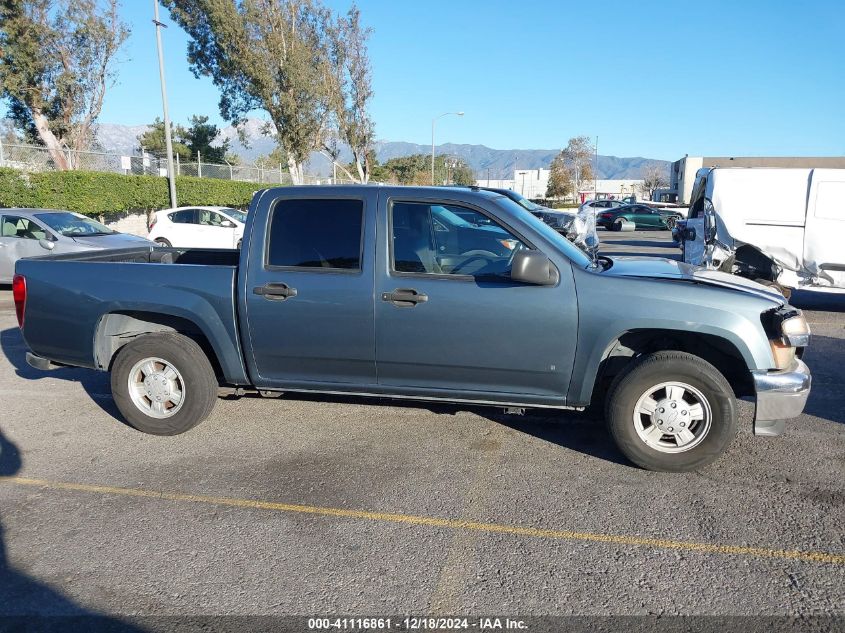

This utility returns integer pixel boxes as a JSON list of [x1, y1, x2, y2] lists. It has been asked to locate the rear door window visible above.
[[169, 209, 197, 224], [267, 198, 363, 270]]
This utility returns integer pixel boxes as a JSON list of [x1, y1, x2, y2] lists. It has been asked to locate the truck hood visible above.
[[602, 256, 785, 303]]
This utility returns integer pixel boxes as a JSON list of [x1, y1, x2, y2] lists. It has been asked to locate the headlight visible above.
[[769, 340, 797, 370], [781, 313, 810, 347], [762, 309, 809, 369]]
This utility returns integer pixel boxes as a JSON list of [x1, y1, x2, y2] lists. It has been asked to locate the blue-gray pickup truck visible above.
[[13, 186, 812, 471]]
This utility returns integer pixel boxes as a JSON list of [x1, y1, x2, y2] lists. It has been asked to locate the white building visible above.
[[476, 170, 644, 202]]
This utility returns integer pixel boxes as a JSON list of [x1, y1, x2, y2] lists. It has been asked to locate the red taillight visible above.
[[148, 214, 157, 230], [12, 274, 26, 328], [600, 213, 613, 219]]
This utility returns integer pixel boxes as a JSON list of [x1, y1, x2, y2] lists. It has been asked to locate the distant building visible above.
[[476, 170, 644, 202], [669, 156, 845, 204]]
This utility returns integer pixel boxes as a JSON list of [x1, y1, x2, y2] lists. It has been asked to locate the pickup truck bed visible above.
[[14, 185, 812, 472], [18, 247, 248, 384]]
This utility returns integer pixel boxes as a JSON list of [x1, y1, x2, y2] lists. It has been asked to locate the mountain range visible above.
[[95, 119, 669, 180]]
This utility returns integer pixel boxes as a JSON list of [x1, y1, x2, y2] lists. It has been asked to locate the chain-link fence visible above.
[[0, 141, 329, 185]]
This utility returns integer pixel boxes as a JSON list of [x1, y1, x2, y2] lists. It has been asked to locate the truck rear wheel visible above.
[[605, 351, 737, 472], [110, 333, 218, 435]]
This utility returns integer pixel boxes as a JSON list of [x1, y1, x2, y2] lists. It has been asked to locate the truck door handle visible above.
[[253, 283, 297, 300], [382, 288, 428, 307]]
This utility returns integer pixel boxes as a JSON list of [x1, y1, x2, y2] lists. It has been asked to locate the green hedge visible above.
[[0, 168, 274, 216]]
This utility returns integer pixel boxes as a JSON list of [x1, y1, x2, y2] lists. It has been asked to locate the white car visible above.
[[148, 206, 247, 249]]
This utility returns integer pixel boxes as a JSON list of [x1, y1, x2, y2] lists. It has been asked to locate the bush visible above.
[[529, 197, 579, 209], [0, 168, 273, 217]]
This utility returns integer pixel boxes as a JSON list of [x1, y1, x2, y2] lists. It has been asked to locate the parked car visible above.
[[671, 218, 688, 245], [596, 204, 682, 231], [579, 199, 626, 216], [682, 167, 845, 295], [477, 187, 576, 235], [148, 206, 247, 249], [16, 186, 811, 472], [0, 208, 152, 283]]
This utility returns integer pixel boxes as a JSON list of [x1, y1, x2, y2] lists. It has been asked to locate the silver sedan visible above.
[[0, 208, 154, 283]]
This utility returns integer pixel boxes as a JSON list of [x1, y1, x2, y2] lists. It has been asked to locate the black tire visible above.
[[612, 219, 623, 231], [110, 332, 218, 435], [605, 351, 737, 472], [665, 216, 677, 230], [154, 238, 172, 247]]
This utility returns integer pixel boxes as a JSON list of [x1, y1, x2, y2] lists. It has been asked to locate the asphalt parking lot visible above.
[[0, 229, 843, 627]]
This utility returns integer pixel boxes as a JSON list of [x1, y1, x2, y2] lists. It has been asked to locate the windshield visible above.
[[35, 212, 116, 237], [223, 208, 246, 223], [494, 197, 593, 268], [510, 194, 542, 212]]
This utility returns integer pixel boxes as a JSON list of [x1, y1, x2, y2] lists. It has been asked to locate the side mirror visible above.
[[38, 238, 55, 251], [221, 220, 235, 228], [703, 198, 717, 244], [510, 250, 558, 286]]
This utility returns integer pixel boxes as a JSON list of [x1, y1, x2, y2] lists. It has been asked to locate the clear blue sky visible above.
[[96, 0, 845, 160]]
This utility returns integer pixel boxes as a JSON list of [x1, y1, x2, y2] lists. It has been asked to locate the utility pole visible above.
[[595, 136, 599, 201], [153, 0, 177, 208]]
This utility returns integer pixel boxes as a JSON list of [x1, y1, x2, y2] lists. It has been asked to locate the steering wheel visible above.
[[450, 254, 495, 275], [506, 241, 526, 266]]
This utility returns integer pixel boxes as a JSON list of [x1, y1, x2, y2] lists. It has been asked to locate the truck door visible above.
[[374, 194, 578, 402], [242, 190, 378, 387], [805, 169, 845, 288]]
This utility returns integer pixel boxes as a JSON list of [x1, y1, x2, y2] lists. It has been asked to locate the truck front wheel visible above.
[[110, 333, 218, 435], [605, 351, 737, 472]]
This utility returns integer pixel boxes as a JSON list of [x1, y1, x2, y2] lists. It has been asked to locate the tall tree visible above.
[[0, 0, 129, 169], [183, 115, 230, 163], [163, 0, 336, 185], [375, 153, 473, 186], [137, 118, 190, 159], [560, 135, 595, 200], [136, 115, 231, 163], [639, 163, 669, 200], [546, 153, 571, 199], [326, 5, 374, 183]]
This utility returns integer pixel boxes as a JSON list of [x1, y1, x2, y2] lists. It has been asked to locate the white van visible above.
[[683, 167, 845, 294]]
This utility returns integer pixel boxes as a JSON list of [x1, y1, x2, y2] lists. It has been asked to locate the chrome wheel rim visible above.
[[128, 357, 186, 419], [633, 381, 711, 453]]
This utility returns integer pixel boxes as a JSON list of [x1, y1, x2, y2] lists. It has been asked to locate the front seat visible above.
[[392, 204, 442, 274], [2, 221, 18, 237]]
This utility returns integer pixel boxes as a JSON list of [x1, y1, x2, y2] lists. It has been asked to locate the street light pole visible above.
[[431, 111, 464, 185], [153, 0, 177, 209]]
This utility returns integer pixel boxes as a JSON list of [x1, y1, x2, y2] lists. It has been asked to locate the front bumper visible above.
[[751, 359, 811, 436]]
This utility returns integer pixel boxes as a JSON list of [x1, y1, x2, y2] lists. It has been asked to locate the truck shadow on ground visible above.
[[243, 391, 633, 467], [0, 327, 125, 424], [0, 428, 143, 628], [797, 334, 845, 425]]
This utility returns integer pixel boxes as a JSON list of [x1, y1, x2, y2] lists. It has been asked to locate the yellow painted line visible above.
[[2, 475, 843, 565]]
